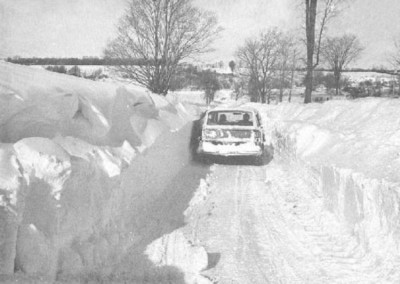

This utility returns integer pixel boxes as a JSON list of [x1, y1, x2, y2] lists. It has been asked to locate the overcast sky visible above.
[[1, 0, 400, 67]]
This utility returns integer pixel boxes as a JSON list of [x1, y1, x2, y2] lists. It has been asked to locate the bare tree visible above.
[[303, 0, 345, 103], [277, 35, 291, 102], [277, 34, 300, 102], [104, 0, 220, 95], [236, 28, 281, 103], [199, 70, 220, 105], [288, 45, 301, 102], [321, 34, 363, 96], [387, 38, 400, 96], [229, 60, 236, 74], [233, 77, 246, 100], [236, 38, 262, 102], [389, 38, 400, 67]]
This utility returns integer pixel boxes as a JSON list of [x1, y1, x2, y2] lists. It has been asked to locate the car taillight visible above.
[[203, 129, 218, 139]]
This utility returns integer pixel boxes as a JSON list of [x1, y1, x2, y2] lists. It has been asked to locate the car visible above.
[[195, 107, 266, 164]]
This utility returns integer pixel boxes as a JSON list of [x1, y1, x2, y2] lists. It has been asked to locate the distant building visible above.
[[312, 93, 331, 103]]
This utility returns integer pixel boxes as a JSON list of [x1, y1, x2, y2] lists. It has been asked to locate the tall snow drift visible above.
[[0, 62, 205, 282], [262, 98, 400, 183], [256, 98, 400, 281]]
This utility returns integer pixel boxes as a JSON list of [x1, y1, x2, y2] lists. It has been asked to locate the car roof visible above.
[[206, 106, 259, 114]]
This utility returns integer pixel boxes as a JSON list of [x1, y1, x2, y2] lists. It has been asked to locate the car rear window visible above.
[[206, 111, 254, 126]]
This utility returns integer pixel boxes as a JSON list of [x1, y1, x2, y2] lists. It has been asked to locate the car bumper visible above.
[[197, 141, 263, 157]]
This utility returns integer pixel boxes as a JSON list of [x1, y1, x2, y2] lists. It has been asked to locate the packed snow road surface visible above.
[[185, 158, 400, 283]]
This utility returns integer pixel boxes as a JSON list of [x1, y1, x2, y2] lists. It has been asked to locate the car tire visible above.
[[254, 154, 264, 166], [193, 152, 210, 165]]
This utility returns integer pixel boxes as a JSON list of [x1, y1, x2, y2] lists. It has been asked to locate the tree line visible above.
[[6, 56, 148, 66], [9, 0, 400, 103], [101, 0, 366, 103]]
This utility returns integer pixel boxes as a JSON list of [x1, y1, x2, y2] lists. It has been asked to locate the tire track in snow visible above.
[[188, 158, 398, 284], [188, 159, 400, 283], [233, 166, 272, 284], [265, 161, 400, 283], [241, 165, 306, 283], [191, 163, 296, 283]]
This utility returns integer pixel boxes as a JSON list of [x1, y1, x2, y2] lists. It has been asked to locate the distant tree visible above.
[[388, 38, 400, 68], [84, 68, 104, 80], [236, 39, 259, 101], [233, 77, 246, 100], [199, 70, 220, 104], [104, 0, 220, 95], [321, 34, 363, 95], [236, 28, 281, 103], [68, 65, 81, 77], [45, 65, 67, 74], [229, 60, 236, 73], [93, 68, 103, 79], [374, 80, 383, 97], [304, 71, 350, 93], [288, 45, 301, 102], [276, 33, 300, 102], [356, 79, 374, 97], [387, 37, 400, 95], [57, 65, 67, 74], [247, 74, 261, 102], [303, 0, 346, 103], [308, 71, 323, 90], [323, 73, 338, 90]]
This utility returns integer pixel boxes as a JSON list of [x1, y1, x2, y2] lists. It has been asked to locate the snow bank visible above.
[[257, 98, 400, 277], [0, 61, 176, 147], [263, 98, 400, 183], [0, 62, 206, 282]]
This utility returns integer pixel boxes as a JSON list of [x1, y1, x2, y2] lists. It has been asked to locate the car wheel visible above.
[[192, 151, 202, 162], [254, 155, 264, 166], [193, 152, 210, 165]]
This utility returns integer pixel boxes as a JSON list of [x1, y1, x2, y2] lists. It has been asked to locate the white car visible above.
[[196, 107, 266, 163]]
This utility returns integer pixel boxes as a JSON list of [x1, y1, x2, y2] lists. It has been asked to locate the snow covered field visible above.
[[1, 61, 400, 283], [342, 71, 395, 83]]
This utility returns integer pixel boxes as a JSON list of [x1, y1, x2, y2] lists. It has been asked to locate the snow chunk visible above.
[[146, 230, 208, 283], [53, 136, 136, 177], [13, 137, 71, 199], [0, 145, 21, 193]]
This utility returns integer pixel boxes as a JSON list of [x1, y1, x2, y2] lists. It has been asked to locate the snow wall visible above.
[[0, 62, 205, 282], [265, 98, 400, 272]]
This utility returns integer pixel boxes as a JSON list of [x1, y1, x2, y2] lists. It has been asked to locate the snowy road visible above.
[[184, 157, 400, 283]]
